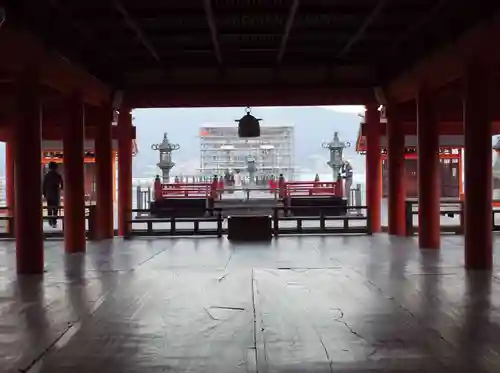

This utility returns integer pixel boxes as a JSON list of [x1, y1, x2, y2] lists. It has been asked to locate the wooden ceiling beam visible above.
[[383, 0, 449, 60], [203, 0, 223, 66], [335, 0, 390, 59], [0, 25, 111, 105], [276, 0, 299, 65], [113, 0, 161, 63], [385, 12, 500, 103], [124, 85, 376, 108]]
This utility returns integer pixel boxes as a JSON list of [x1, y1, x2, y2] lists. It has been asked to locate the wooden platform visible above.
[[2, 235, 500, 372]]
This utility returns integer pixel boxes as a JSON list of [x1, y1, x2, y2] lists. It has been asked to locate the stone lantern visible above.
[[322, 132, 350, 179], [151, 133, 180, 183], [246, 155, 257, 184]]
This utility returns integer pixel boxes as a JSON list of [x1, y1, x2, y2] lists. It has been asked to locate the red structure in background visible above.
[[3, 125, 137, 203], [356, 135, 463, 199], [41, 152, 115, 202]]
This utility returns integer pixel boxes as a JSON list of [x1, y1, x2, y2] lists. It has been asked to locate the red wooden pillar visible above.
[[386, 106, 406, 235], [95, 107, 114, 239], [63, 92, 86, 253], [463, 58, 493, 270], [5, 140, 15, 233], [14, 66, 44, 274], [365, 104, 381, 233], [416, 85, 440, 249], [118, 108, 133, 236]]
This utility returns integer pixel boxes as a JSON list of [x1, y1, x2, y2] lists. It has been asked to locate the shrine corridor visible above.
[[1, 236, 500, 372]]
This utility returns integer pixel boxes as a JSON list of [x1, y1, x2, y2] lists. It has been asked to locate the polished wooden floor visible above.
[[1, 235, 500, 372]]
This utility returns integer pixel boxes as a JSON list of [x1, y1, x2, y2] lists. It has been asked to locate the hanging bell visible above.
[[236, 107, 261, 138]]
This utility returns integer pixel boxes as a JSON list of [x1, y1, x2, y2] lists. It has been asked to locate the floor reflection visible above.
[[0, 236, 499, 372]]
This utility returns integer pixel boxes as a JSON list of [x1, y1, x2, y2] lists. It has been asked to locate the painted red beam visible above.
[[386, 13, 500, 103], [396, 98, 500, 122], [359, 121, 500, 136], [0, 25, 111, 105], [125, 85, 376, 108]]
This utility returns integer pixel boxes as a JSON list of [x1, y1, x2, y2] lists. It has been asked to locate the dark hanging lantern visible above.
[[236, 107, 261, 138]]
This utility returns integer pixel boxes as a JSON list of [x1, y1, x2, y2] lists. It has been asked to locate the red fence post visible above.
[[278, 175, 285, 198], [154, 177, 162, 200], [337, 176, 344, 198]]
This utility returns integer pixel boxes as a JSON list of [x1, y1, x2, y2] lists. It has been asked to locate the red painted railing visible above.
[[282, 181, 342, 198], [155, 182, 215, 200]]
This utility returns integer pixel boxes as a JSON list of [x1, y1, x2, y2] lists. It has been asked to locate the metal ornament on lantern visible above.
[[322, 132, 351, 179], [151, 133, 180, 183], [236, 107, 261, 138]]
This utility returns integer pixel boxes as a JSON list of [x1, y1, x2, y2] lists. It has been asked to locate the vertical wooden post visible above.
[[5, 140, 15, 234], [118, 109, 133, 236], [416, 85, 440, 249], [463, 58, 493, 270], [365, 104, 381, 233], [14, 66, 44, 274], [95, 107, 114, 239], [112, 151, 117, 202], [63, 91, 86, 253], [387, 105, 406, 236]]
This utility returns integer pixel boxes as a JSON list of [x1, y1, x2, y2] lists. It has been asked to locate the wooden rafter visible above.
[[203, 0, 223, 65], [336, 0, 390, 59], [48, 0, 116, 67], [386, 12, 500, 102], [124, 84, 375, 108], [0, 25, 111, 105], [113, 0, 160, 63], [276, 0, 299, 64], [48, 0, 92, 46], [384, 0, 449, 59]]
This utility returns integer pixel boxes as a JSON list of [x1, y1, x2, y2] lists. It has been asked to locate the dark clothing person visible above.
[[43, 170, 63, 227]]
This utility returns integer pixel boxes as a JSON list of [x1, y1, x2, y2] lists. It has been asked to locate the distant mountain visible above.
[[132, 106, 364, 179]]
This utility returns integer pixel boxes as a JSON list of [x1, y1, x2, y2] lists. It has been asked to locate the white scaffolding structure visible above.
[[199, 123, 295, 179]]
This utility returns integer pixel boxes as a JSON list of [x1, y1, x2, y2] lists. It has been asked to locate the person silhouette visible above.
[[42, 162, 63, 228]]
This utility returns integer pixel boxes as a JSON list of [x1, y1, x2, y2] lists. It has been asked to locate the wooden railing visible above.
[[126, 205, 370, 238], [282, 181, 342, 198], [0, 205, 100, 239], [404, 200, 500, 235], [160, 183, 212, 198]]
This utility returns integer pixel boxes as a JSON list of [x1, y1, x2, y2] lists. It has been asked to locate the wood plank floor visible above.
[[1, 235, 500, 372]]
